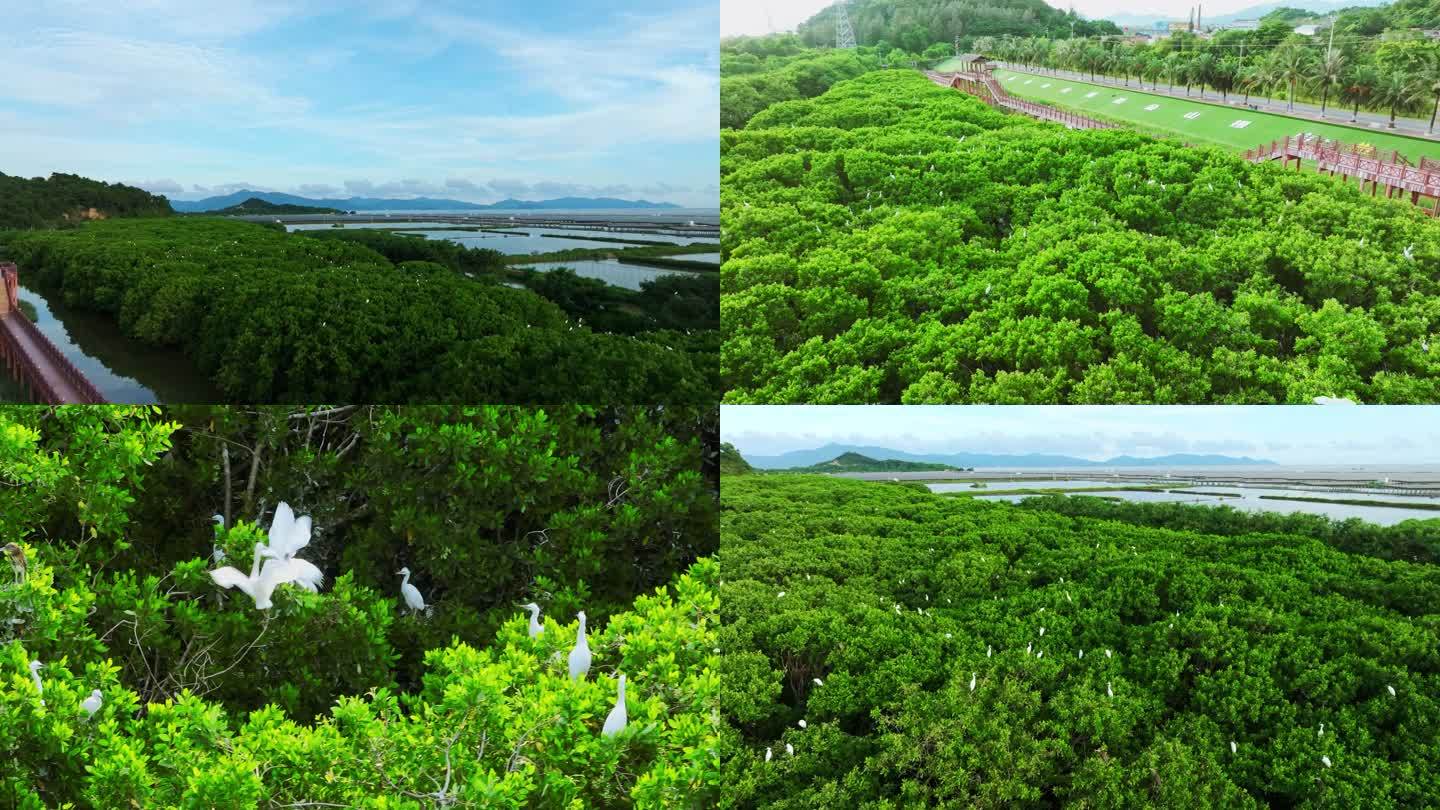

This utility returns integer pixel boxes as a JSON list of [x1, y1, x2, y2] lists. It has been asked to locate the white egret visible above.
[[1078, 649, 1084, 659], [1387, 685, 1396, 696], [814, 678, 824, 686], [1107, 681, 1114, 699], [396, 568, 429, 615], [1404, 244, 1415, 260], [798, 719, 807, 729], [1039, 627, 1045, 637], [1322, 755, 1332, 768], [81, 689, 102, 718], [945, 633, 953, 639], [522, 603, 544, 638], [258, 504, 322, 592], [987, 645, 992, 658], [969, 672, 977, 692], [28, 660, 44, 704], [568, 611, 592, 681], [602, 674, 628, 737], [210, 543, 285, 609], [777, 591, 786, 599], [1105, 649, 1112, 658], [786, 743, 794, 756], [1230, 740, 1237, 754], [1037, 650, 1044, 659], [1318, 723, 1324, 736], [1027, 642, 1032, 654], [765, 748, 772, 762]]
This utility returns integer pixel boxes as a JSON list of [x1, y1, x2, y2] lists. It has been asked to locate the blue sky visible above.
[[722, 406, 1440, 464], [1, 0, 718, 206]]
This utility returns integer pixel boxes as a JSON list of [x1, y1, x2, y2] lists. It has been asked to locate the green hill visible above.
[[720, 442, 755, 475], [789, 451, 960, 473], [795, 0, 1119, 52], [0, 171, 172, 229], [212, 197, 346, 215]]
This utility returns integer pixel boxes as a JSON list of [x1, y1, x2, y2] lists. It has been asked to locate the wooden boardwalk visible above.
[[0, 263, 106, 403], [1244, 133, 1440, 215], [927, 70, 1120, 131]]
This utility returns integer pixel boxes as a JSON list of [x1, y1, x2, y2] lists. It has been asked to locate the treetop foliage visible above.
[[719, 474, 1440, 807], [0, 172, 171, 230]]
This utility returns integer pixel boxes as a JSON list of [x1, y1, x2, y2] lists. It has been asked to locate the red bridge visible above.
[[1244, 133, 1440, 215], [927, 70, 1120, 132], [0, 263, 107, 403]]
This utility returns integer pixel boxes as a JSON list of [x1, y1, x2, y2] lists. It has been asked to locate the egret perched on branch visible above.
[[81, 689, 102, 719], [1230, 740, 1237, 754], [602, 673, 628, 737], [569, 611, 592, 681], [1106, 681, 1114, 699], [786, 743, 794, 756], [396, 568, 429, 615], [1387, 685, 1396, 697], [28, 660, 44, 705], [969, 672, 977, 692], [522, 603, 544, 638], [813, 678, 824, 686], [1322, 755, 1332, 768], [765, 747, 772, 762], [798, 719, 807, 729], [210, 543, 285, 609]]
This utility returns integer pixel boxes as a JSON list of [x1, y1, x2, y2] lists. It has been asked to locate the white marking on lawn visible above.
[[1230, 120, 1252, 129], [1024, 79, 1034, 85], [1112, 97, 1127, 104], [1184, 111, 1202, 120], [1041, 83, 1051, 88], [1060, 87, 1073, 94], [1085, 91, 1099, 98], [1143, 104, 1160, 111]]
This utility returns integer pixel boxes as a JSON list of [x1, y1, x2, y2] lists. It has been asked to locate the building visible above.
[[1218, 19, 1260, 31], [952, 53, 995, 72]]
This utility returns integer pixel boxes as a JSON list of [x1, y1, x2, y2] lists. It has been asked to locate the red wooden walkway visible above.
[[927, 70, 1121, 132], [0, 263, 106, 403], [1244, 133, 1440, 215]]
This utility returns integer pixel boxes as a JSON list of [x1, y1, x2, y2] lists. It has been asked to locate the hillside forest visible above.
[[1, 405, 720, 807]]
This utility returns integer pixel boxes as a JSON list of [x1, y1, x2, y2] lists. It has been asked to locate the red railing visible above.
[[1245, 133, 1440, 208], [0, 263, 107, 404]]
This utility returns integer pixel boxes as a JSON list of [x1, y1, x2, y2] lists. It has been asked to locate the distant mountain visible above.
[[169, 190, 681, 213], [1104, 0, 1385, 28], [743, 444, 1276, 470], [208, 197, 344, 215], [786, 452, 964, 473]]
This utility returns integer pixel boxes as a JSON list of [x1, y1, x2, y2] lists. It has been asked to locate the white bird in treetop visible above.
[[1387, 685, 1397, 696], [1026, 642, 1032, 654], [258, 503, 323, 592], [798, 719, 807, 729], [81, 689, 102, 718], [569, 611, 592, 681], [814, 678, 824, 686], [395, 567, 430, 615], [1230, 740, 1237, 754], [1107, 681, 1114, 699], [765, 747, 772, 762], [1105, 649, 1112, 658], [602, 673, 628, 737], [1079, 649, 1084, 659], [28, 660, 44, 705], [210, 542, 290, 610], [777, 591, 786, 599], [522, 602, 544, 638], [786, 743, 794, 756], [987, 645, 993, 658], [1318, 723, 1325, 736], [969, 672, 977, 692], [1404, 244, 1415, 260], [1039, 627, 1046, 637], [1322, 755, 1332, 768]]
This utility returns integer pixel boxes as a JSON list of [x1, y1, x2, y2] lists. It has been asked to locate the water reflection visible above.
[[514, 259, 704, 291], [6, 284, 219, 403]]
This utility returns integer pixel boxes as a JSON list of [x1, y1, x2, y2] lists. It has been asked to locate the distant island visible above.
[[169, 190, 683, 213], [743, 443, 1277, 470], [720, 443, 755, 476], [208, 197, 346, 216], [783, 451, 965, 474]]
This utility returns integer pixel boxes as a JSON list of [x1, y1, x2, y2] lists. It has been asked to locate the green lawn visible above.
[[955, 67, 1440, 164]]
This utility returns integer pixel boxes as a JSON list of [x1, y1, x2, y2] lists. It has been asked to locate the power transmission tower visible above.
[[954, 34, 962, 56], [835, 1, 857, 49]]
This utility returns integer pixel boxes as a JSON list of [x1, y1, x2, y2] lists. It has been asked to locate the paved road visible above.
[[997, 63, 1440, 140], [0, 312, 96, 403]]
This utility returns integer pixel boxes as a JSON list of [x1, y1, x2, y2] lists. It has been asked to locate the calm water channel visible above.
[[513, 259, 706, 291], [962, 488, 1440, 526], [1, 283, 219, 403]]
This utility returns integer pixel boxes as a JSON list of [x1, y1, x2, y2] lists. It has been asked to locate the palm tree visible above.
[[1216, 55, 1241, 102], [1272, 44, 1314, 112], [1165, 52, 1186, 93], [1311, 49, 1347, 118], [1417, 50, 1440, 133], [1374, 68, 1425, 128], [1257, 60, 1283, 108], [1237, 63, 1260, 105], [1341, 64, 1378, 121], [1190, 52, 1216, 98]]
